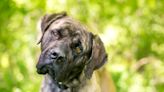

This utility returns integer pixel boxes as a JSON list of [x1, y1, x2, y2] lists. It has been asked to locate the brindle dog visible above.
[[36, 12, 108, 92]]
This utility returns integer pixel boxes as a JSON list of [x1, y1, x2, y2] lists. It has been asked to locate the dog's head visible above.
[[36, 12, 107, 86]]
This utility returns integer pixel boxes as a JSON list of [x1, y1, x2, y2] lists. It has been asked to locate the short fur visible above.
[[36, 12, 108, 92]]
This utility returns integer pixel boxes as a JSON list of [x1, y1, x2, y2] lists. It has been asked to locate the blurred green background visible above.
[[0, 0, 164, 92]]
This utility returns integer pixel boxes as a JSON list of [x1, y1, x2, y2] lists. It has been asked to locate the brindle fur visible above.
[[36, 12, 108, 92]]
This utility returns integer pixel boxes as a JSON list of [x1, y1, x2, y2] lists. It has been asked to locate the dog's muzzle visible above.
[[36, 50, 65, 74]]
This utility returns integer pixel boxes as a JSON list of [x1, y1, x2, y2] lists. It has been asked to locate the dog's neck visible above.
[[41, 72, 100, 92]]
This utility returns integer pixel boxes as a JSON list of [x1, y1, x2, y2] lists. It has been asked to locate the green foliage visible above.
[[0, 0, 163, 92]]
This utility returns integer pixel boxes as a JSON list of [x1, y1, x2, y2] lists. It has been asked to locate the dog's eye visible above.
[[74, 42, 82, 54], [51, 30, 61, 39], [51, 31, 58, 36], [75, 46, 81, 54]]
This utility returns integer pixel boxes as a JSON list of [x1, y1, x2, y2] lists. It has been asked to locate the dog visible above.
[[36, 12, 115, 92]]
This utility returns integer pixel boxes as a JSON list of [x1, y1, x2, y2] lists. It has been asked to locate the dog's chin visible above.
[[48, 72, 75, 86], [49, 74, 67, 83]]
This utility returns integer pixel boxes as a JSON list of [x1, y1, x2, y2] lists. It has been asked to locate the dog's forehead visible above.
[[41, 17, 90, 52], [48, 19, 67, 30], [48, 17, 85, 34]]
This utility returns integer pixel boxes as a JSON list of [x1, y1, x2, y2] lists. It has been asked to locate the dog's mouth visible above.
[[36, 52, 85, 89], [36, 54, 65, 74], [47, 69, 75, 89], [38, 67, 69, 89], [36, 61, 53, 75], [36, 61, 69, 83], [36, 66, 48, 74], [37, 65, 68, 88]]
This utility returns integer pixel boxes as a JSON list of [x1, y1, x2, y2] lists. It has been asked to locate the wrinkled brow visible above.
[[38, 18, 83, 44], [50, 27, 69, 37]]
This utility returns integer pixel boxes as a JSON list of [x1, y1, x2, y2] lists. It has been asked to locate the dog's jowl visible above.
[[36, 12, 110, 92]]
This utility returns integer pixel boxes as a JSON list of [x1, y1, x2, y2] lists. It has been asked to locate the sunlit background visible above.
[[0, 0, 164, 92]]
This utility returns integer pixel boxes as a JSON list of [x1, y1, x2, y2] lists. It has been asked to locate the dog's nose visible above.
[[36, 53, 52, 74], [36, 63, 48, 74], [50, 51, 65, 63]]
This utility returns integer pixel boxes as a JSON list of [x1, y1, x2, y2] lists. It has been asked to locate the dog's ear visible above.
[[38, 12, 67, 44], [41, 12, 67, 32], [84, 34, 107, 79]]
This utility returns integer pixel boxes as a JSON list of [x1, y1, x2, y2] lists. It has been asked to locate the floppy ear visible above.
[[84, 34, 108, 79], [41, 12, 67, 32], [37, 12, 67, 44]]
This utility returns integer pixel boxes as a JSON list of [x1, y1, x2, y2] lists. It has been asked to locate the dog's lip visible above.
[[36, 67, 48, 74]]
